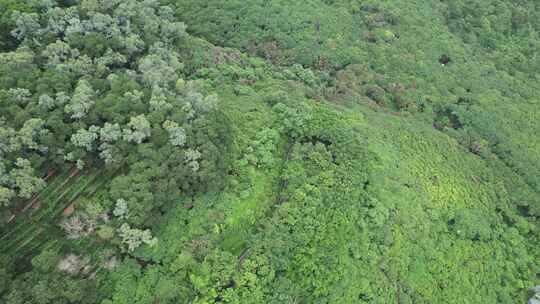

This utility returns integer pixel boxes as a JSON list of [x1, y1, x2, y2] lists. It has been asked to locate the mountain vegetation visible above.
[[0, 0, 538, 303]]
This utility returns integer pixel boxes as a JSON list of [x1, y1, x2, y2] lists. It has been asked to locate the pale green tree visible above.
[[42, 40, 79, 68], [99, 122, 122, 142], [38, 92, 69, 110], [112, 198, 128, 219], [11, 11, 41, 40], [118, 223, 157, 251], [185, 148, 202, 172], [71, 126, 99, 151], [11, 158, 45, 199], [8, 88, 31, 105], [162, 120, 186, 147], [123, 115, 151, 144], [18, 118, 47, 150], [65, 79, 95, 119], [0, 186, 15, 207]]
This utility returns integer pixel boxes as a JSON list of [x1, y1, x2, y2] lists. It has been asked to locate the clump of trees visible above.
[[0, 0, 231, 214], [0, 1, 232, 302]]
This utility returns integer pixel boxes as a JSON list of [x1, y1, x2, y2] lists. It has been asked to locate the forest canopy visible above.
[[0, 0, 538, 303]]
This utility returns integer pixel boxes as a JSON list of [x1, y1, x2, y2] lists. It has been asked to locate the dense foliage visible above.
[[0, 0, 538, 303]]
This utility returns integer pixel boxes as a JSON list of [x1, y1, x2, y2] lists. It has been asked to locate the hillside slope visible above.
[[0, 1, 538, 303], [173, 0, 540, 204]]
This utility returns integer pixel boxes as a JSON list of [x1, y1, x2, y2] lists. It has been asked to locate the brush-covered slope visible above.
[[173, 0, 540, 202], [0, 1, 537, 303]]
